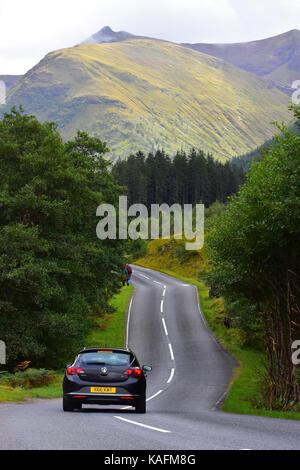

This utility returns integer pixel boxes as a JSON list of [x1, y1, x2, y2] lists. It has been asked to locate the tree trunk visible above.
[[262, 269, 300, 409]]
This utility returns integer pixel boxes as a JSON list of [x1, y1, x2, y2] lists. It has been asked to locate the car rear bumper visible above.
[[64, 392, 140, 406]]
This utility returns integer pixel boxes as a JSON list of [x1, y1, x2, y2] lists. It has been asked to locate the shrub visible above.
[[0, 369, 57, 389]]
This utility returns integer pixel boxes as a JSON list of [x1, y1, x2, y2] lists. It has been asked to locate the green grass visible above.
[[136, 246, 300, 421], [0, 286, 134, 403], [0, 375, 63, 403], [86, 285, 134, 348]]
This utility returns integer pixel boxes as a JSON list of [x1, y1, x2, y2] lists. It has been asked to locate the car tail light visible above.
[[67, 367, 76, 376], [67, 367, 85, 376], [124, 368, 142, 377]]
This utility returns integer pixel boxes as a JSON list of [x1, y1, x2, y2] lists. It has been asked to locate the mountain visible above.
[[4, 38, 290, 161], [234, 112, 300, 170], [183, 30, 300, 90], [0, 75, 23, 90], [81, 26, 147, 44]]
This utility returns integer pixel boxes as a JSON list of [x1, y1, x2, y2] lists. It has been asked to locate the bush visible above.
[[0, 369, 57, 389]]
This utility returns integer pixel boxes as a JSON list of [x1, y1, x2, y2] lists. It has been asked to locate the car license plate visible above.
[[90, 387, 116, 393]]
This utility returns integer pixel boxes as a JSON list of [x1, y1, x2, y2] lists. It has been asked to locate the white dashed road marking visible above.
[[114, 416, 171, 434], [162, 318, 169, 336], [139, 274, 150, 280], [168, 343, 175, 361], [129, 270, 175, 423]]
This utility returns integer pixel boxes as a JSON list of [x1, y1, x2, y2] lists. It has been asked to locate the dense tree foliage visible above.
[[207, 106, 300, 409], [233, 116, 300, 171], [232, 140, 272, 171], [0, 108, 126, 369], [112, 149, 245, 209]]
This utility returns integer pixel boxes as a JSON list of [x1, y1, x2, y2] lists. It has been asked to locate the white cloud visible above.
[[228, 0, 300, 39], [0, 0, 299, 74]]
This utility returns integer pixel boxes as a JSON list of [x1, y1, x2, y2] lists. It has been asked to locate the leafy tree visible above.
[[207, 106, 300, 409], [0, 108, 126, 369]]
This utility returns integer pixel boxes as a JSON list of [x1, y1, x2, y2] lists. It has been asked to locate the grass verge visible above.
[[135, 256, 300, 421], [86, 285, 134, 348], [0, 375, 63, 403], [0, 286, 134, 403]]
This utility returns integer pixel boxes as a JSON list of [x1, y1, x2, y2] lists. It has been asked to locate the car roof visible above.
[[78, 347, 134, 355]]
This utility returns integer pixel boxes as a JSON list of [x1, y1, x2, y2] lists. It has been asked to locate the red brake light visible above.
[[67, 367, 85, 376], [124, 368, 142, 377]]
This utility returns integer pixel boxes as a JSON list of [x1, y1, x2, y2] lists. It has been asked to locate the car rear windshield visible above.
[[79, 351, 132, 366]]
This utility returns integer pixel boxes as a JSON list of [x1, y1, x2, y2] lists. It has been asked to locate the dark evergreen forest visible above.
[[112, 149, 245, 209]]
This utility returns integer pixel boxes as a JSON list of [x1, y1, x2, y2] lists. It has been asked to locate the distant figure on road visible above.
[[123, 264, 132, 286]]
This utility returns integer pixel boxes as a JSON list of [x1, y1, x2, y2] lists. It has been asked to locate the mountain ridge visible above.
[[182, 29, 300, 90], [80, 25, 152, 45], [0, 75, 23, 90], [4, 38, 290, 161]]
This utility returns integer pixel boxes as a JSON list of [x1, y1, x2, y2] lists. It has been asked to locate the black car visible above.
[[63, 348, 152, 413]]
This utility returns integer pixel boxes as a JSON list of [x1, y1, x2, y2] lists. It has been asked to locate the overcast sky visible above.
[[1, 0, 300, 74]]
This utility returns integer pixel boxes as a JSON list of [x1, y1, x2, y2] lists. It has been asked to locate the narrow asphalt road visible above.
[[0, 265, 300, 450]]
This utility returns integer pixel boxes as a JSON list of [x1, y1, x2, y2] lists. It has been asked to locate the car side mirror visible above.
[[142, 365, 152, 372]]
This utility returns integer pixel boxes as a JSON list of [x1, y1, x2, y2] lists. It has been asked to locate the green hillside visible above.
[[5, 39, 290, 161], [233, 112, 300, 170], [0, 75, 22, 90], [183, 29, 300, 90]]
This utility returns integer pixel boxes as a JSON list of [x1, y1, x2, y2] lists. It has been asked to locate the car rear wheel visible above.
[[63, 397, 74, 412], [135, 395, 146, 413]]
